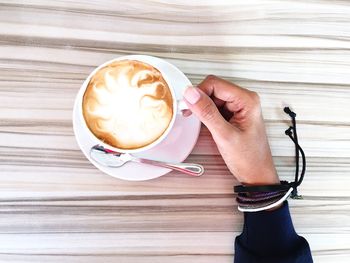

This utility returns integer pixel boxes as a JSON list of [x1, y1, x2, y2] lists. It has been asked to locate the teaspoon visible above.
[[90, 145, 204, 177]]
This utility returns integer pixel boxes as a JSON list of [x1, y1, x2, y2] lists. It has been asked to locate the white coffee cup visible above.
[[75, 55, 189, 154]]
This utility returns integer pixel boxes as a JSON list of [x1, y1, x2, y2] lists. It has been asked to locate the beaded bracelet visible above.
[[237, 188, 293, 212]]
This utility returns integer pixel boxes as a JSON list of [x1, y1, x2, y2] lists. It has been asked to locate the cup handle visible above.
[[176, 100, 188, 114]]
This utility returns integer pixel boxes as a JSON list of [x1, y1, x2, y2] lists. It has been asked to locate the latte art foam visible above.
[[82, 60, 173, 149]]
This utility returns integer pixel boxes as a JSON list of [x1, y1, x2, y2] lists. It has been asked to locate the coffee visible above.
[[82, 60, 174, 150]]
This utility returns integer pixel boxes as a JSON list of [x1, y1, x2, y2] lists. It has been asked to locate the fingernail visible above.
[[184, 86, 201, 104], [182, 109, 192, 117]]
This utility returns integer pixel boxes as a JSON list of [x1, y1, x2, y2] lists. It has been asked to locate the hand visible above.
[[183, 75, 279, 185]]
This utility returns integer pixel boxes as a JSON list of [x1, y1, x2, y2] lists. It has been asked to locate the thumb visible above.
[[183, 86, 230, 136]]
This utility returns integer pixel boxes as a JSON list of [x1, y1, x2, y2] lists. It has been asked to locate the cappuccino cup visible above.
[[76, 55, 189, 153]]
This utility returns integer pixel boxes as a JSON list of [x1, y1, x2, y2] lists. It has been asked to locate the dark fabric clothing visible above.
[[234, 202, 313, 263]]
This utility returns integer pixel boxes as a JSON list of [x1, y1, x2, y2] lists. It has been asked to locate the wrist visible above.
[[241, 170, 280, 186]]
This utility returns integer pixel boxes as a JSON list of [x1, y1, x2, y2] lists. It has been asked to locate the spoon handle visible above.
[[134, 158, 204, 176]]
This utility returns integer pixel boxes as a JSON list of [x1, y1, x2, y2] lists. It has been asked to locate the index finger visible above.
[[197, 75, 254, 112]]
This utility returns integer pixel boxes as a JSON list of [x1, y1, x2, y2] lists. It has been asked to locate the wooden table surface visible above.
[[1, 1, 350, 262]]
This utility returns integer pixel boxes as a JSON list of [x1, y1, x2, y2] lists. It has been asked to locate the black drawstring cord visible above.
[[283, 107, 299, 194], [286, 132, 306, 187], [284, 107, 306, 199]]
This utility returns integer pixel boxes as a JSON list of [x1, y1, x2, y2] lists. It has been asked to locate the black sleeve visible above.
[[234, 201, 313, 263]]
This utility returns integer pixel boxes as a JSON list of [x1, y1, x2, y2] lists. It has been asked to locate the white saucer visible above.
[[72, 57, 201, 181]]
